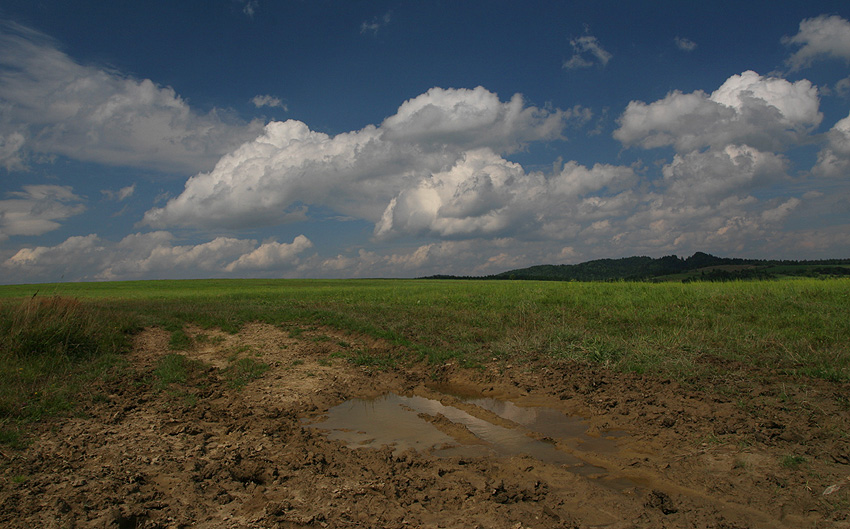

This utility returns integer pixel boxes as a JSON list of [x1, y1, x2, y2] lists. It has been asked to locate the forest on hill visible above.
[[424, 252, 850, 282]]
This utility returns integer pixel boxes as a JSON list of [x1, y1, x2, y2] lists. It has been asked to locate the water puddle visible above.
[[306, 390, 635, 488]]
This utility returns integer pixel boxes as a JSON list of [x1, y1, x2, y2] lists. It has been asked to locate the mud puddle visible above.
[[307, 391, 636, 488]]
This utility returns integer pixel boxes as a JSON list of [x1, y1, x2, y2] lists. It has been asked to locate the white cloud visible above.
[[783, 15, 850, 72], [361, 11, 392, 35], [760, 198, 800, 223], [563, 35, 612, 69], [2, 231, 313, 282], [0, 131, 26, 171], [142, 87, 581, 230], [374, 150, 637, 240], [310, 239, 527, 278], [251, 94, 287, 111], [0, 185, 86, 241], [241, 0, 259, 19], [4, 234, 104, 280], [661, 144, 788, 205], [132, 76, 821, 276], [374, 149, 534, 239], [380, 87, 578, 151], [225, 235, 313, 271], [813, 111, 850, 177], [835, 76, 850, 97], [674, 37, 697, 52], [0, 22, 263, 174], [606, 70, 824, 259], [101, 184, 136, 201], [614, 70, 821, 152]]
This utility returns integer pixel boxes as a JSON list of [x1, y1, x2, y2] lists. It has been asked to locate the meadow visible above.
[[1, 277, 848, 443]]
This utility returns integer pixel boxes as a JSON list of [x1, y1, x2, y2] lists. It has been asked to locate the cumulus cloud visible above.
[[374, 149, 534, 239], [607, 70, 819, 258], [783, 14, 850, 71], [374, 150, 637, 240], [813, 111, 850, 177], [309, 239, 529, 278], [0, 185, 86, 241], [142, 86, 582, 230], [614, 70, 821, 152], [661, 145, 788, 205], [0, 22, 263, 173], [563, 35, 612, 69], [225, 235, 313, 271], [381, 87, 578, 151], [2, 232, 312, 282], [133, 75, 821, 277]]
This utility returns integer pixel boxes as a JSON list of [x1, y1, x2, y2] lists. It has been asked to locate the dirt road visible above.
[[1, 323, 848, 528]]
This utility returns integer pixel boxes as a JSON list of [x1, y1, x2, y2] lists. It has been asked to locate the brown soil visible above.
[[1, 323, 849, 528]]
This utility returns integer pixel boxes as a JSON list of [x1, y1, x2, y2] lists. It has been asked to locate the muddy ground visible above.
[[1, 323, 848, 528]]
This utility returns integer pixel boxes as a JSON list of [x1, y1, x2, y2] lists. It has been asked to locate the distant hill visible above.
[[423, 252, 850, 282]]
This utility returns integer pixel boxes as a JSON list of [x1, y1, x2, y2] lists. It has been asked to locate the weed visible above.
[[222, 357, 269, 389], [781, 454, 808, 469], [0, 427, 27, 450], [91, 393, 110, 404], [168, 329, 192, 351], [317, 358, 331, 367], [154, 354, 190, 387], [193, 333, 224, 345], [291, 359, 304, 367], [166, 389, 198, 407], [348, 350, 398, 369], [700, 434, 722, 447]]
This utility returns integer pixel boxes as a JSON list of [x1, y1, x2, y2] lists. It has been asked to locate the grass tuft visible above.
[[222, 357, 269, 389], [2, 296, 108, 359], [0, 296, 131, 445]]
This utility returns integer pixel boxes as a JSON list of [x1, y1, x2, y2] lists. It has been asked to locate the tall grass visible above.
[[0, 296, 132, 442]]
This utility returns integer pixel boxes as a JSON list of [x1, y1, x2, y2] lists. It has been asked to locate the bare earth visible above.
[[1, 323, 848, 528]]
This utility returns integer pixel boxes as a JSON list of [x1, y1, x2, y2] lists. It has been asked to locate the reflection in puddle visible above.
[[307, 392, 632, 485], [466, 397, 623, 453]]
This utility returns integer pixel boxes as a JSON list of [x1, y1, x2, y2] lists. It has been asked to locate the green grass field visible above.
[[1, 278, 848, 445]]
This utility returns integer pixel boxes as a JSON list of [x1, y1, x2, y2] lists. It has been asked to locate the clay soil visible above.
[[1, 323, 849, 528]]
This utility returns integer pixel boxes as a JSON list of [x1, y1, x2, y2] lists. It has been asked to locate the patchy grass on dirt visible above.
[[1, 279, 848, 406], [0, 279, 848, 528], [0, 277, 848, 447], [5, 277, 849, 376]]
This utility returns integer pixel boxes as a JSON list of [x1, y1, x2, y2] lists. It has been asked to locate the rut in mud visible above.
[[1, 322, 848, 528]]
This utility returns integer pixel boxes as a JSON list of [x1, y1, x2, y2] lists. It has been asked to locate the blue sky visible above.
[[2, 1, 850, 283]]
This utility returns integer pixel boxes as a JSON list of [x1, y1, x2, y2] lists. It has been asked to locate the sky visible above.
[[2, 1, 850, 284]]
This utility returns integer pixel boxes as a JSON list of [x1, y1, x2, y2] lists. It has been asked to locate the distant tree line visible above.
[[420, 252, 850, 283]]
